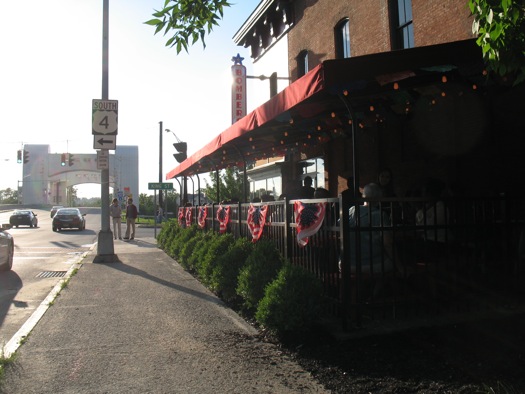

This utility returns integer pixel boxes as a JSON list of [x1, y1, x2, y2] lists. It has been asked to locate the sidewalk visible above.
[[1, 234, 328, 394]]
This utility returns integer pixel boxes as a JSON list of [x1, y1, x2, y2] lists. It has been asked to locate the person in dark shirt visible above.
[[124, 198, 138, 240]]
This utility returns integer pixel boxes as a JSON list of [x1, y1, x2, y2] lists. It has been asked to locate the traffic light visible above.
[[17, 150, 22, 163], [173, 142, 187, 163], [68, 153, 75, 166], [23, 150, 29, 164], [60, 153, 67, 166]]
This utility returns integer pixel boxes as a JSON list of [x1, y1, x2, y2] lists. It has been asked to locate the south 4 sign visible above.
[[93, 110, 118, 135]]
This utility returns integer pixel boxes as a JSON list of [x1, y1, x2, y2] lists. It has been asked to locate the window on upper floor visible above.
[[297, 50, 309, 78], [391, 0, 414, 49], [335, 18, 351, 59]]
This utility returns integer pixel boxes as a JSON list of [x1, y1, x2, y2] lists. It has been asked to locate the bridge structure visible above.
[[19, 144, 138, 206]]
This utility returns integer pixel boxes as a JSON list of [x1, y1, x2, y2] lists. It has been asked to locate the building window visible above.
[[335, 19, 351, 59], [391, 0, 414, 49], [297, 50, 309, 77]]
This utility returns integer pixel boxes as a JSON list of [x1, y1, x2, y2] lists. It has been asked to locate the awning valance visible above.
[[166, 39, 483, 180]]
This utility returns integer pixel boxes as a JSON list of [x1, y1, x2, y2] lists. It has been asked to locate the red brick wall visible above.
[[288, 0, 475, 79]]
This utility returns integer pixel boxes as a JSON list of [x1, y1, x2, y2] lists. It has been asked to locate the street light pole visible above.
[[159, 121, 163, 209], [94, 0, 118, 263]]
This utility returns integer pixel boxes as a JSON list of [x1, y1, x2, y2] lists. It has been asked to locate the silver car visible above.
[[0, 225, 14, 271]]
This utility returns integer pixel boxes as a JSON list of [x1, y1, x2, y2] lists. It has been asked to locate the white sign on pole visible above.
[[93, 135, 117, 150], [92, 99, 118, 135], [97, 149, 110, 169]]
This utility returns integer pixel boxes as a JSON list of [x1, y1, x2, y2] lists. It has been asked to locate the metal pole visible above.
[[159, 121, 163, 208], [95, 0, 117, 263]]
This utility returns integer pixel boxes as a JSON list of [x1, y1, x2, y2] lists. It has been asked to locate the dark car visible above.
[[52, 208, 86, 231], [9, 210, 38, 228], [50, 205, 64, 218], [0, 225, 14, 271]]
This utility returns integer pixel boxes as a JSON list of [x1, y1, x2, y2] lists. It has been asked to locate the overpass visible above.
[[19, 144, 138, 205]]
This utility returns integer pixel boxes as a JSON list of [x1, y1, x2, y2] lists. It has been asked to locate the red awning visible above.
[[166, 39, 483, 179]]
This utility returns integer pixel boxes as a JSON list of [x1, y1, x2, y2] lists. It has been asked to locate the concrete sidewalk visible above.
[[1, 234, 328, 393]]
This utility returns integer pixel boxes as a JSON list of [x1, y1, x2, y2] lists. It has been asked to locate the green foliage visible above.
[[202, 167, 244, 203], [139, 193, 155, 216], [236, 239, 284, 309], [145, 0, 232, 53], [157, 220, 181, 249], [187, 230, 216, 271], [179, 230, 206, 270], [0, 188, 18, 204], [256, 263, 323, 335], [469, 0, 525, 84], [210, 238, 254, 301], [168, 224, 199, 259], [196, 233, 235, 285]]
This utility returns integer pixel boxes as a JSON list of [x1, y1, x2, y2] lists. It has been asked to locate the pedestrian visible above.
[[124, 198, 138, 240], [109, 198, 122, 240]]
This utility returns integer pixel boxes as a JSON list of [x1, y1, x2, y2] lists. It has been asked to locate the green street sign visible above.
[[148, 182, 174, 190]]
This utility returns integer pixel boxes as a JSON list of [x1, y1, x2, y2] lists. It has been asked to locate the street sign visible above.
[[97, 150, 109, 169], [148, 182, 174, 190], [93, 135, 116, 150], [92, 99, 118, 135]]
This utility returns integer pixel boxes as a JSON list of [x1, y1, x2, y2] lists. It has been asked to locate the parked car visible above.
[[52, 208, 86, 231], [50, 205, 64, 217], [0, 225, 14, 271], [9, 210, 38, 228]]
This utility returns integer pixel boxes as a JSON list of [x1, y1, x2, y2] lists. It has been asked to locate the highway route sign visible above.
[[92, 99, 118, 135], [148, 182, 174, 190], [94, 135, 116, 150]]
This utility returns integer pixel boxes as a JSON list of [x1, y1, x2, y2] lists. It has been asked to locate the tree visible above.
[[0, 188, 18, 204], [145, 0, 231, 54], [469, 0, 525, 84], [202, 167, 244, 203]]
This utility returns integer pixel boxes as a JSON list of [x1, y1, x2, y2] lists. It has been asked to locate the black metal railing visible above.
[[178, 195, 525, 329]]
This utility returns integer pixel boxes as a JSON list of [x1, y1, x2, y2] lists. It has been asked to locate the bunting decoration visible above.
[[185, 207, 193, 226], [294, 201, 326, 247], [247, 204, 269, 243], [216, 205, 231, 234], [178, 207, 185, 227], [198, 206, 207, 228]]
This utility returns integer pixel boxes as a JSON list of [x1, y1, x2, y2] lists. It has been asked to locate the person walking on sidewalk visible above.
[[124, 198, 138, 240], [110, 198, 122, 240]]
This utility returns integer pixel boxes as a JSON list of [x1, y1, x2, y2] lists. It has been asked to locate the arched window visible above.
[[335, 18, 351, 59], [297, 50, 309, 78], [391, 0, 414, 49]]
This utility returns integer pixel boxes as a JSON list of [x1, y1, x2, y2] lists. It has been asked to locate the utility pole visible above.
[[94, 0, 118, 263]]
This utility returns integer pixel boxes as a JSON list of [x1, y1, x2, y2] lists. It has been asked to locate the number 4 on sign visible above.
[[93, 110, 118, 135]]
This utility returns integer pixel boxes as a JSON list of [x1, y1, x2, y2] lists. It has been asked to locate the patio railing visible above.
[[180, 195, 525, 328]]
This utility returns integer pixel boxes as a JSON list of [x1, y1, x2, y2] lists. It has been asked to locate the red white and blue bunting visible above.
[[294, 201, 326, 247], [216, 205, 231, 234], [198, 206, 207, 229], [247, 204, 268, 243]]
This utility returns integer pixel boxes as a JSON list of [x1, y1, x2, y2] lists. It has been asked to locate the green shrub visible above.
[[236, 239, 284, 309], [197, 233, 235, 286], [187, 231, 216, 272], [256, 263, 323, 334], [168, 224, 198, 259], [157, 220, 180, 249], [210, 238, 254, 302], [179, 230, 206, 270]]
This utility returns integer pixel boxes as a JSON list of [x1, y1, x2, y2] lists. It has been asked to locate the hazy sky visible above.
[[0, 0, 261, 198]]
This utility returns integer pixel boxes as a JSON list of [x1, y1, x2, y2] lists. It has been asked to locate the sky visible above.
[[0, 0, 262, 198]]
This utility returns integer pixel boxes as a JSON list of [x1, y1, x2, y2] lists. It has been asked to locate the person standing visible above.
[[124, 198, 138, 240], [109, 198, 122, 240]]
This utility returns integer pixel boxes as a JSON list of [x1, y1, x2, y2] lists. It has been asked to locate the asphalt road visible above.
[[0, 207, 105, 346]]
